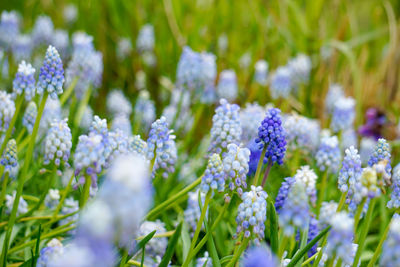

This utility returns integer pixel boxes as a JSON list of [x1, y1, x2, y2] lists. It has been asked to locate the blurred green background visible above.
[[1, 0, 399, 126]]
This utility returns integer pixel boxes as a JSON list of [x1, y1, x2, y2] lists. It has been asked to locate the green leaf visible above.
[[286, 226, 331, 267], [206, 220, 221, 267], [220, 255, 233, 264], [32, 224, 42, 267], [159, 222, 182, 267], [268, 201, 278, 254], [132, 230, 157, 256]]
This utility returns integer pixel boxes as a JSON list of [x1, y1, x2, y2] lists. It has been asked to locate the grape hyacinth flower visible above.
[[6, 191, 28, 216], [270, 66, 292, 99], [223, 143, 250, 195], [80, 106, 93, 131], [37, 239, 64, 267], [279, 181, 309, 236], [176, 46, 217, 102], [217, 69, 238, 101], [1, 139, 18, 177], [63, 4, 77, 24], [209, 99, 242, 155], [153, 139, 177, 178], [13, 60, 36, 101], [294, 166, 318, 205], [242, 245, 279, 267], [13, 34, 33, 62], [256, 108, 287, 166], [240, 103, 265, 145], [116, 37, 132, 60], [287, 54, 312, 86], [0, 91, 15, 131], [134, 91, 156, 131], [235, 185, 268, 241], [315, 135, 341, 174], [247, 139, 262, 176], [44, 189, 60, 209], [111, 114, 132, 137], [282, 114, 320, 154], [330, 97, 355, 133], [387, 164, 400, 209], [44, 119, 72, 168], [201, 153, 225, 192], [318, 201, 338, 228], [341, 128, 358, 151], [0, 11, 20, 49], [325, 83, 345, 114], [358, 108, 387, 140], [106, 89, 132, 117], [51, 30, 69, 58], [136, 220, 168, 265], [368, 138, 391, 166], [146, 116, 175, 160], [275, 177, 295, 213], [32, 15, 53, 46], [360, 137, 376, 165], [73, 133, 106, 188], [136, 24, 155, 52], [129, 135, 147, 156], [295, 215, 319, 258], [254, 60, 269, 86], [338, 146, 362, 193], [324, 212, 355, 266], [37, 46, 65, 99], [380, 214, 400, 267]]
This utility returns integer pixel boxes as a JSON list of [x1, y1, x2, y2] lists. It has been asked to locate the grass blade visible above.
[[159, 222, 182, 267]]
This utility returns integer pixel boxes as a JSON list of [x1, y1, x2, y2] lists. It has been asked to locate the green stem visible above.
[[15, 128, 25, 144], [119, 250, 129, 267], [297, 223, 310, 267], [302, 252, 318, 266], [80, 175, 92, 208], [182, 191, 212, 267], [352, 198, 377, 267], [261, 160, 273, 188], [1, 93, 48, 265], [312, 237, 327, 267], [253, 146, 267, 186], [353, 198, 367, 232], [317, 172, 328, 215], [74, 85, 92, 129], [0, 172, 9, 206], [145, 176, 202, 220], [60, 77, 79, 106], [226, 237, 249, 267], [367, 219, 390, 267], [52, 172, 75, 219], [337, 191, 347, 212], [0, 94, 24, 156], [279, 235, 290, 259], [184, 201, 229, 265]]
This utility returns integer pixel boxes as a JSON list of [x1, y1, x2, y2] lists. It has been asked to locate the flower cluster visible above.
[[201, 153, 225, 192], [236, 186, 268, 241], [254, 60, 269, 86], [324, 212, 355, 266], [315, 135, 341, 174], [134, 91, 156, 131], [0, 91, 15, 131], [282, 113, 320, 154], [1, 139, 18, 177], [275, 177, 296, 212], [13, 60, 36, 101], [239, 103, 265, 145], [6, 191, 28, 216], [37, 46, 64, 99], [209, 99, 242, 155], [380, 214, 400, 266], [44, 119, 72, 167], [279, 180, 309, 236], [294, 166, 318, 204], [255, 108, 286, 165], [223, 143, 250, 195], [338, 146, 362, 193], [270, 66, 292, 99], [136, 220, 168, 265], [330, 97, 355, 133], [217, 69, 238, 101]]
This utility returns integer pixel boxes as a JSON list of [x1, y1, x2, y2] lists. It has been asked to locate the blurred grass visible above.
[[1, 0, 399, 144]]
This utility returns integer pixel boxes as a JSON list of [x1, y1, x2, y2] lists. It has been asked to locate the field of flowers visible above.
[[0, 1, 400, 266]]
